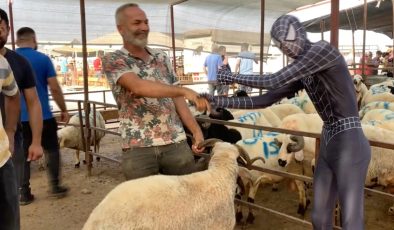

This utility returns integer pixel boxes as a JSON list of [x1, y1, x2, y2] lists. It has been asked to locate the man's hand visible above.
[[191, 131, 205, 154], [27, 143, 44, 161], [183, 88, 208, 112], [60, 111, 70, 124]]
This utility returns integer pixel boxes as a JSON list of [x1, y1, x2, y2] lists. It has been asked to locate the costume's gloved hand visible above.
[[217, 67, 235, 85]]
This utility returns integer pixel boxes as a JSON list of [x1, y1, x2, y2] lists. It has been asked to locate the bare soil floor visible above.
[[21, 135, 394, 230]]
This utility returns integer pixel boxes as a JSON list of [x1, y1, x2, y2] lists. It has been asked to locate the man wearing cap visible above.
[[0, 9, 43, 206]]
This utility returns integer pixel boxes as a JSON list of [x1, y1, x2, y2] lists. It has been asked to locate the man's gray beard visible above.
[[124, 35, 148, 48]]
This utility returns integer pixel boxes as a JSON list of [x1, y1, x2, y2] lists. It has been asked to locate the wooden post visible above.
[[330, 0, 339, 48]]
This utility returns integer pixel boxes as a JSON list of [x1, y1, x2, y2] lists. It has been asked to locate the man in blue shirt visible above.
[[203, 44, 224, 96], [16, 27, 70, 199], [235, 43, 258, 94]]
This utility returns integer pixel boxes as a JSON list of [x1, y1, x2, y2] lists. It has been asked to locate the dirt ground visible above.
[[20, 135, 394, 230]]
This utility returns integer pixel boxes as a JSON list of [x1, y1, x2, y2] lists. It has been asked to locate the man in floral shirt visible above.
[[103, 3, 207, 180]]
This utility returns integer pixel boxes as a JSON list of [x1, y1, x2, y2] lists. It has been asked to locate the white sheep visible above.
[[362, 109, 394, 123], [269, 103, 305, 120], [281, 94, 317, 114], [274, 113, 322, 215], [362, 82, 394, 107], [359, 101, 394, 119], [83, 140, 249, 230], [229, 111, 274, 139], [235, 132, 286, 224], [353, 74, 368, 109], [58, 111, 106, 167], [272, 114, 394, 215]]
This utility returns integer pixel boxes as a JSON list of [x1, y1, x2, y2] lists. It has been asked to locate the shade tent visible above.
[[302, 0, 394, 38], [1, 0, 324, 45], [52, 45, 99, 56], [88, 31, 184, 49]]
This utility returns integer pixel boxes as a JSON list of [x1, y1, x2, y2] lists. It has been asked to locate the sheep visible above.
[[362, 109, 394, 122], [185, 107, 242, 149], [269, 103, 305, 120], [281, 94, 317, 114], [234, 128, 315, 223], [362, 82, 394, 106], [83, 139, 253, 230], [273, 114, 322, 215], [235, 132, 286, 224], [353, 74, 368, 109], [229, 111, 274, 139], [272, 113, 394, 215], [58, 111, 106, 168], [359, 101, 394, 119]]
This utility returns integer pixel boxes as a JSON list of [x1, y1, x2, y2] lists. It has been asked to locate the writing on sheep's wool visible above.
[[371, 85, 390, 95], [242, 132, 280, 159]]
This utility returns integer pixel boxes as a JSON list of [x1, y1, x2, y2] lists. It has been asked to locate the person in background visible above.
[[0, 9, 43, 206], [0, 52, 20, 230], [355, 51, 374, 76], [218, 45, 230, 96], [93, 51, 103, 79], [234, 43, 258, 95], [371, 50, 382, 75], [103, 3, 208, 180], [204, 44, 223, 96], [59, 56, 68, 85], [16, 27, 70, 200]]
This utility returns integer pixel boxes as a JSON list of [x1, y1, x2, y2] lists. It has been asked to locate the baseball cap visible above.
[[0, 9, 9, 26]]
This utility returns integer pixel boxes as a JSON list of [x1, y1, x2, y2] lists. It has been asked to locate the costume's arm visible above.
[[218, 42, 340, 90], [201, 80, 303, 109]]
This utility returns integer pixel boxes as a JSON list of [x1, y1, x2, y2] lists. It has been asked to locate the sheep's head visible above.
[[353, 74, 367, 108], [198, 139, 256, 168], [275, 134, 304, 167], [57, 126, 78, 148]]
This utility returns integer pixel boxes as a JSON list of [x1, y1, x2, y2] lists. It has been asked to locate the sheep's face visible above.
[[276, 134, 304, 167]]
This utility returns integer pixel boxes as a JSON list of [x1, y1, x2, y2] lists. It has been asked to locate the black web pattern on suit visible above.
[[217, 41, 341, 90]]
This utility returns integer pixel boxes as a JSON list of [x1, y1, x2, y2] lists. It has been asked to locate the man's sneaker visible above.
[[49, 185, 69, 198], [20, 193, 35, 206]]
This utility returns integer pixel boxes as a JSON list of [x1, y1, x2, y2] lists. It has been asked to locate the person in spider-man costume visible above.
[[201, 15, 371, 230]]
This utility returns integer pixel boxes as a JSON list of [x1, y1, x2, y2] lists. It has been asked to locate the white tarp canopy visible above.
[[0, 0, 324, 47]]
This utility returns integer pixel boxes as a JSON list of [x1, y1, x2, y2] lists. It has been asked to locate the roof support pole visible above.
[[392, 0, 394, 57], [330, 0, 339, 48], [320, 19, 325, 41], [170, 0, 188, 72], [79, 0, 92, 175], [8, 0, 15, 50], [260, 0, 265, 75], [362, 0, 368, 77]]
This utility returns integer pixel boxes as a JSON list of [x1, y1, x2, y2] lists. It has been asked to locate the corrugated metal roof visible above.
[[0, 0, 324, 44]]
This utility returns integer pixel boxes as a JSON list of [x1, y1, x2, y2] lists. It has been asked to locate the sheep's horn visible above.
[[273, 138, 282, 147], [249, 157, 266, 165], [235, 144, 250, 167], [197, 138, 223, 148], [287, 135, 304, 152]]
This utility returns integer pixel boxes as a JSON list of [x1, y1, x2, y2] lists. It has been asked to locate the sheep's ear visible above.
[[198, 138, 222, 148]]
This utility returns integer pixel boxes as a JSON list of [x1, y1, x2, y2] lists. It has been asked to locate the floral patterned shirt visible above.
[[103, 47, 186, 148]]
